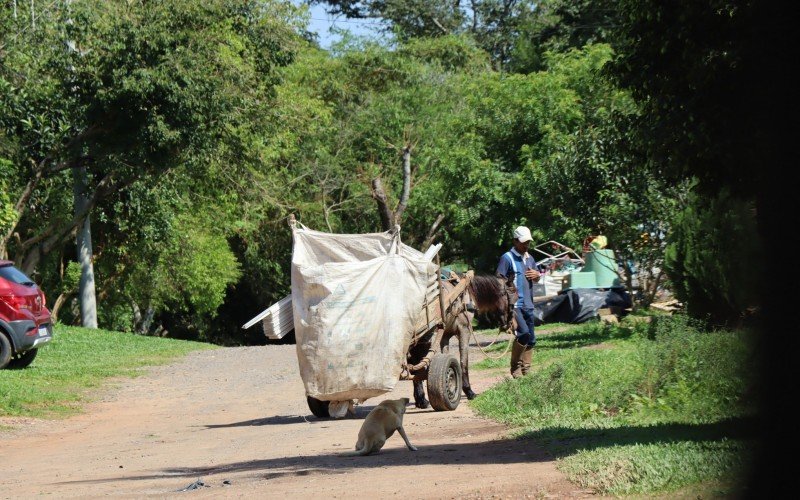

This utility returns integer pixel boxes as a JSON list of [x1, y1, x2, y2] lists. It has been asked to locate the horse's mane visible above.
[[468, 274, 508, 312]]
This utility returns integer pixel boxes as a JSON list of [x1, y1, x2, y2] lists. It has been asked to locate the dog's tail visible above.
[[339, 446, 372, 457]]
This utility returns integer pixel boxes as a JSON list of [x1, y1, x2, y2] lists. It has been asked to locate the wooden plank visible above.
[[412, 270, 473, 334], [243, 295, 291, 329]]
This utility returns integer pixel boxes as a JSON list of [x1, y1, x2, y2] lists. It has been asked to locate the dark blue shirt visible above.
[[496, 248, 538, 309]]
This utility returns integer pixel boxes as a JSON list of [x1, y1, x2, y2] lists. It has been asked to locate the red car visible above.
[[0, 260, 53, 369]]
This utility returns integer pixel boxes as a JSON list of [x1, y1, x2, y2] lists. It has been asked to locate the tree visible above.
[[312, 0, 532, 67], [508, 0, 617, 73], [609, 2, 789, 488], [609, 0, 773, 322], [664, 187, 760, 326], [1, 0, 304, 335]]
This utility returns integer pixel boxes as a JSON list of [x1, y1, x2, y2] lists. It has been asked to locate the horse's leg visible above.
[[413, 379, 428, 409], [458, 313, 477, 400], [439, 328, 453, 354], [407, 339, 431, 409]]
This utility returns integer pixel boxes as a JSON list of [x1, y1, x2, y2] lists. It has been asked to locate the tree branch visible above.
[[421, 213, 446, 251], [18, 172, 139, 274], [394, 145, 412, 225], [371, 177, 394, 231], [1, 158, 48, 255], [2, 125, 102, 254], [431, 17, 449, 34]]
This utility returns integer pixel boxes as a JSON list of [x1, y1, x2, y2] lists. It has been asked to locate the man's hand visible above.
[[525, 269, 541, 282]]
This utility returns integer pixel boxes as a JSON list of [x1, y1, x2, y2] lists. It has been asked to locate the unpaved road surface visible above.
[[1, 333, 592, 499]]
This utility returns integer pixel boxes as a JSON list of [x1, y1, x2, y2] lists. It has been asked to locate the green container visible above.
[[583, 249, 621, 288], [564, 271, 597, 290]]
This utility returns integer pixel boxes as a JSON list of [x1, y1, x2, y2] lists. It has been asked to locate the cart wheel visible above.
[[306, 396, 330, 418], [427, 353, 462, 411]]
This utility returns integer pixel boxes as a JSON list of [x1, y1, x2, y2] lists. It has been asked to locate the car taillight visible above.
[[0, 295, 29, 309], [40, 291, 46, 308]]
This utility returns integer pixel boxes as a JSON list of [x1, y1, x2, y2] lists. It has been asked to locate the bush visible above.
[[664, 187, 762, 327]]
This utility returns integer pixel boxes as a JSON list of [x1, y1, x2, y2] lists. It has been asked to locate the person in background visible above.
[[496, 226, 541, 378]]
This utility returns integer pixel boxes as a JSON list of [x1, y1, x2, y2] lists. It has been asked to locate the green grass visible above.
[[1, 325, 215, 418], [470, 315, 757, 496]]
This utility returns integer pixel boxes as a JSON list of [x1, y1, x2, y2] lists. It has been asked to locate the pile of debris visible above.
[[649, 299, 683, 313], [530, 238, 632, 325]]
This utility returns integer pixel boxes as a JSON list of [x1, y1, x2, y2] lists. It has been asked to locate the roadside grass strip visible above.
[[0, 325, 215, 418], [471, 315, 757, 496]]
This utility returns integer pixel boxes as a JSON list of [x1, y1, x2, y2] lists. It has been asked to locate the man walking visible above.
[[496, 226, 541, 378]]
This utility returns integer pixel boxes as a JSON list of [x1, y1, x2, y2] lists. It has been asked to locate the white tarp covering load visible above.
[[291, 223, 433, 402]]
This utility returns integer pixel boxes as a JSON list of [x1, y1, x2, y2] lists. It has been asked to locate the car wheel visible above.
[[0, 333, 12, 369], [8, 348, 38, 369]]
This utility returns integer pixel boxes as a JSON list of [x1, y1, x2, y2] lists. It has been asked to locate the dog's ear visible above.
[[401, 397, 410, 405]]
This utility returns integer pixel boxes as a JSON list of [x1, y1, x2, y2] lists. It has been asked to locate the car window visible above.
[[0, 265, 36, 286]]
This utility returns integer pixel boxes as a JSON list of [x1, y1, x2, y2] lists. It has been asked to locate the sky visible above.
[[296, 1, 389, 50]]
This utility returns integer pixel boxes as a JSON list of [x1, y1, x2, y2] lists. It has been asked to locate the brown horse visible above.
[[409, 273, 518, 409]]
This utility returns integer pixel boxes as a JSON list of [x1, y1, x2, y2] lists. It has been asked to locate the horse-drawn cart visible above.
[[288, 218, 481, 418], [398, 267, 474, 412]]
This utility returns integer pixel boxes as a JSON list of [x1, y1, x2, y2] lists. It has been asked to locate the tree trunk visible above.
[[371, 177, 394, 231], [371, 144, 414, 232], [73, 165, 98, 329], [394, 146, 412, 226], [51, 292, 74, 324]]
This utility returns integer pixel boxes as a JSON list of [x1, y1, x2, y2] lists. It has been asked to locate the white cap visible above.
[[513, 226, 532, 243]]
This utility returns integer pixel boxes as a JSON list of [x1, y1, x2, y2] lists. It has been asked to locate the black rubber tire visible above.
[[0, 333, 12, 369], [427, 353, 462, 411], [8, 348, 38, 369], [306, 396, 330, 418]]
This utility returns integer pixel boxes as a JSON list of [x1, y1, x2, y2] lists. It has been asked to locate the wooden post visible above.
[[436, 254, 446, 326]]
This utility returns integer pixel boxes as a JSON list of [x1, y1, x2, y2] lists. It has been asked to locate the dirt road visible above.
[[0, 334, 590, 499]]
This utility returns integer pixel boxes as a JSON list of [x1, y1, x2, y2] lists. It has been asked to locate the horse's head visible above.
[[468, 274, 518, 333]]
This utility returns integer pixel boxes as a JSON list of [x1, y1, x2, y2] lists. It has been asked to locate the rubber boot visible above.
[[510, 340, 525, 379], [520, 345, 534, 376]]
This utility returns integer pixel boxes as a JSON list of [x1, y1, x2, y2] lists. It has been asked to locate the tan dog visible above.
[[341, 397, 417, 456]]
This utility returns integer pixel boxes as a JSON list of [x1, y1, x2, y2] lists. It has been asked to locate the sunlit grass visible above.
[[471, 315, 757, 495], [0, 325, 215, 418]]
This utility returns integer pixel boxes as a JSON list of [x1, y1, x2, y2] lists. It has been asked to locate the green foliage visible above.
[[0, 158, 16, 234], [152, 213, 243, 317], [509, 0, 617, 73], [0, 325, 215, 418], [1, 3, 703, 343], [605, 1, 777, 323], [397, 35, 490, 72], [471, 317, 755, 495], [314, 0, 535, 68], [664, 188, 762, 327], [611, 1, 758, 200], [60, 261, 82, 294], [1, 0, 303, 337]]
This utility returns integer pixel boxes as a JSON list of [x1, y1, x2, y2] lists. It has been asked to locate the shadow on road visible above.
[[519, 416, 756, 458], [55, 416, 754, 487], [201, 397, 484, 428], [54, 438, 554, 486], [203, 415, 319, 427]]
